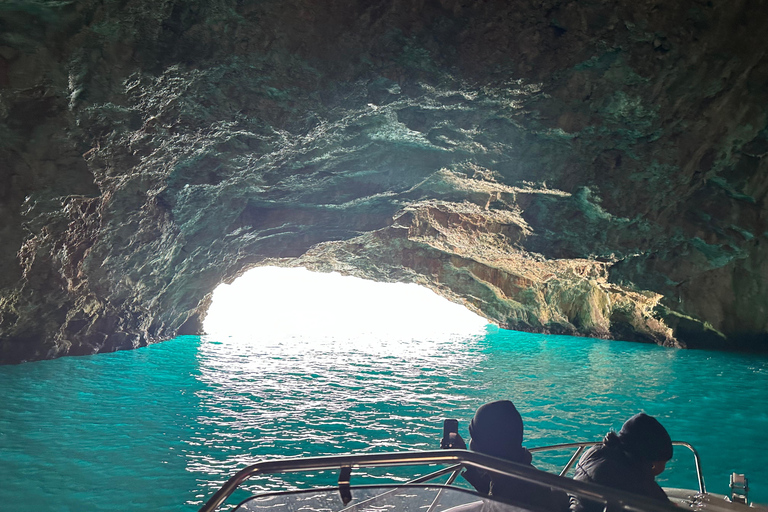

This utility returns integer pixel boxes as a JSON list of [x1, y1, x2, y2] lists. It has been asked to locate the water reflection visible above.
[[3, 329, 768, 512], [188, 327, 748, 507], [188, 330, 489, 502]]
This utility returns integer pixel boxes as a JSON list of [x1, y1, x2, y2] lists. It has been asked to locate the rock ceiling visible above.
[[1, 0, 768, 363]]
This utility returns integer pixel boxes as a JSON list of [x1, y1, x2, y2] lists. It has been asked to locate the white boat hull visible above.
[[665, 488, 768, 512]]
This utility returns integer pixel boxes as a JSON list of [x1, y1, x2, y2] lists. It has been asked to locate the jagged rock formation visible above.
[[2, 0, 768, 363]]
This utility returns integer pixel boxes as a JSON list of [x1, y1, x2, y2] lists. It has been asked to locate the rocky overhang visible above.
[[1, 0, 767, 363]]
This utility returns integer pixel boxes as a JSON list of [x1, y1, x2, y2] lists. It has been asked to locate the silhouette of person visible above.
[[570, 413, 673, 512], [446, 400, 569, 511]]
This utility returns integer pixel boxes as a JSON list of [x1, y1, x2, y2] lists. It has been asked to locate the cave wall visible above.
[[2, 0, 768, 363]]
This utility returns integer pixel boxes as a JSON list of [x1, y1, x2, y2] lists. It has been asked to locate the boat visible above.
[[198, 442, 766, 512]]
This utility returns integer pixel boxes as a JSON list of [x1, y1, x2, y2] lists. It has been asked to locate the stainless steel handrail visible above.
[[528, 441, 707, 494], [672, 441, 707, 494], [338, 464, 464, 512], [424, 466, 463, 512], [197, 449, 693, 512]]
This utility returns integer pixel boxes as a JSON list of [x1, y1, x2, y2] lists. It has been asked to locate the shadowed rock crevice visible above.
[[2, 0, 768, 363]]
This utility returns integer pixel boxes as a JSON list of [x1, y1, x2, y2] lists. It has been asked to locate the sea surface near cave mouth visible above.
[[1, 328, 767, 512]]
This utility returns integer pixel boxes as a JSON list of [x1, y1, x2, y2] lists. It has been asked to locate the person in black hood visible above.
[[570, 413, 674, 512], [448, 400, 569, 511]]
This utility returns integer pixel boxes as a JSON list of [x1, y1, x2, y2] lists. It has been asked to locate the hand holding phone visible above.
[[440, 419, 466, 449]]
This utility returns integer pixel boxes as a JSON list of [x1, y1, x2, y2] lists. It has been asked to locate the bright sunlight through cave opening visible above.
[[203, 267, 490, 341]]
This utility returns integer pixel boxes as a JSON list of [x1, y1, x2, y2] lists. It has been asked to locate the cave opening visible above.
[[202, 266, 490, 343]]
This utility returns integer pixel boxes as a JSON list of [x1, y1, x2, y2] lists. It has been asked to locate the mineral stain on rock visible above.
[[1, 0, 768, 363]]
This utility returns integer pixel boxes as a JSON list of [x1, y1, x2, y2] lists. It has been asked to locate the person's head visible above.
[[468, 400, 525, 461], [617, 413, 673, 474]]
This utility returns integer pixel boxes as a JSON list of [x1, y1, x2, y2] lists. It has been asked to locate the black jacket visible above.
[[570, 438, 669, 512], [462, 449, 570, 512]]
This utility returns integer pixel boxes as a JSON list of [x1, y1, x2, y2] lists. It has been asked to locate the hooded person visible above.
[[570, 413, 674, 512], [456, 401, 569, 511]]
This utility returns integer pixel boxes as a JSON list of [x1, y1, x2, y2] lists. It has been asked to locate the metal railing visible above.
[[198, 449, 696, 512], [528, 441, 706, 494]]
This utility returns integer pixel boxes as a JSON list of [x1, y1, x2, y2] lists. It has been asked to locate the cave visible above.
[[2, 0, 768, 364]]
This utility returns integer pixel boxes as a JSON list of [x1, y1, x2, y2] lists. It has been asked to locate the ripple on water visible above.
[[1, 331, 768, 511]]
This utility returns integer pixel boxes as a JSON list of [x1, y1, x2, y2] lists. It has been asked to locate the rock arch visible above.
[[2, 0, 768, 363]]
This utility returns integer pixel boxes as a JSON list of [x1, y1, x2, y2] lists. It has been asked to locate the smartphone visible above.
[[443, 418, 459, 438], [441, 419, 459, 449]]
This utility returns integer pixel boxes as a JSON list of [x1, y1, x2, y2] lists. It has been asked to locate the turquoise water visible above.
[[2, 328, 768, 511]]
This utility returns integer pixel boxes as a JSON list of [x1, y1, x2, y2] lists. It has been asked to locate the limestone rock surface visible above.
[[2, 0, 768, 363]]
